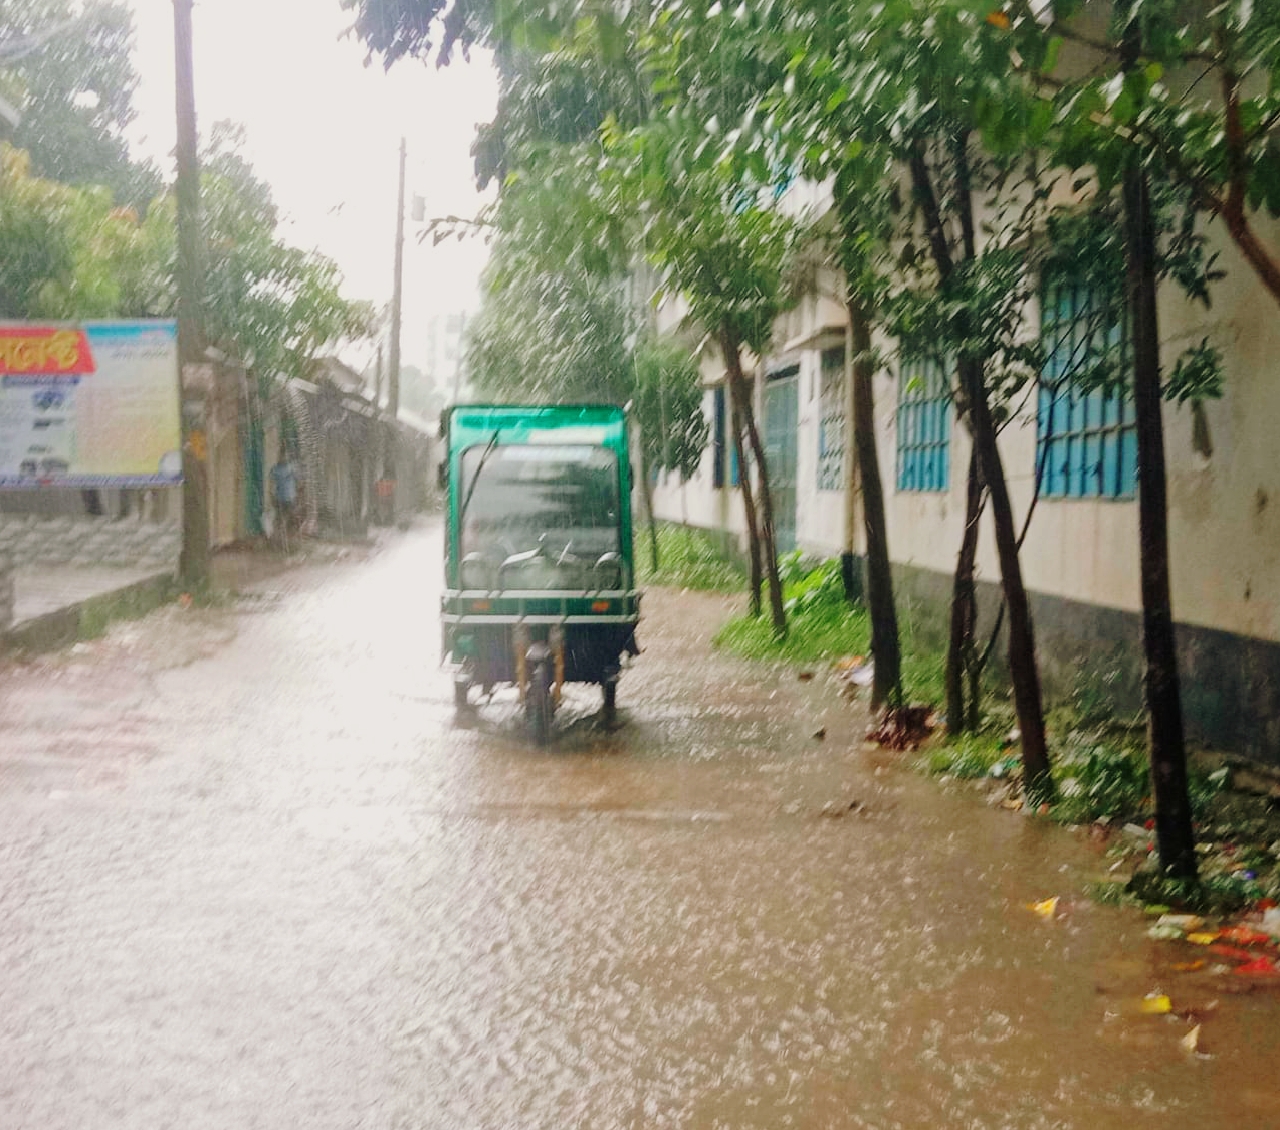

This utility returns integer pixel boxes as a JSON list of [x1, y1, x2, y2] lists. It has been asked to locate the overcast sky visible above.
[[122, 0, 499, 375]]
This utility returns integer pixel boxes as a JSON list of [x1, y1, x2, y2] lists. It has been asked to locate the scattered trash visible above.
[[1028, 896, 1059, 919], [1140, 992, 1173, 1015], [1208, 944, 1258, 963], [866, 704, 933, 750], [819, 799, 863, 818], [1218, 925, 1274, 947], [798, 671, 815, 682], [989, 756, 1020, 780], [1171, 960, 1206, 972], [811, 726, 826, 741], [1186, 932, 1220, 946], [1261, 907, 1280, 940], [835, 656, 874, 696], [1233, 955, 1280, 977], [1148, 922, 1187, 942], [1181, 1024, 1202, 1053]]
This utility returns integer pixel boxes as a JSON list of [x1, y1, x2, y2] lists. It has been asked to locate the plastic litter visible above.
[[1233, 955, 1280, 976], [1181, 1025, 1202, 1053], [1028, 897, 1059, 919], [1208, 944, 1257, 962], [1261, 908, 1280, 940], [1218, 925, 1274, 947], [1148, 923, 1186, 941], [1140, 993, 1173, 1014]]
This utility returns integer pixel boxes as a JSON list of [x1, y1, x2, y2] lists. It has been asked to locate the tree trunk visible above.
[[728, 371, 763, 618], [637, 443, 660, 575], [946, 445, 983, 733], [848, 299, 901, 708], [721, 325, 786, 637], [961, 358, 1053, 801], [910, 138, 1050, 798], [1122, 19, 1198, 879]]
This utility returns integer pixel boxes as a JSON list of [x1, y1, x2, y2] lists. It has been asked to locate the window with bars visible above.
[[896, 355, 951, 493], [1038, 271, 1136, 500], [817, 347, 846, 492]]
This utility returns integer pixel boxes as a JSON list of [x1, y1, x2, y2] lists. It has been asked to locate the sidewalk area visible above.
[[1, 562, 177, 656], [12, 562, 174, 625], [0, 524, 407, 657]]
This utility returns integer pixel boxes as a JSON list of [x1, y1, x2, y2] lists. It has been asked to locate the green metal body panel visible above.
[[442, 402, 634, 584]]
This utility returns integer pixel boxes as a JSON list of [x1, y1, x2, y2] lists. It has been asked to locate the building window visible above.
[[1038, 271, 1135, 499], [896, 355, 951, 493], [817, 348, 846, 492]]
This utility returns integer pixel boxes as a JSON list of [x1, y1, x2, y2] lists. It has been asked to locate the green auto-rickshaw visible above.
[[439, 403, 642, 742]]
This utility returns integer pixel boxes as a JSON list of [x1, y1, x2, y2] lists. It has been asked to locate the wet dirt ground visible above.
[[0, 519, 1277, 1129]]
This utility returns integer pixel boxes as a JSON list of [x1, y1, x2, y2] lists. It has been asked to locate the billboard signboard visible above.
[[0, 321, 182, 487]]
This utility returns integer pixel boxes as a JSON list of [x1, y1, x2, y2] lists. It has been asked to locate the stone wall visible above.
[[0, 516, 181, 570]]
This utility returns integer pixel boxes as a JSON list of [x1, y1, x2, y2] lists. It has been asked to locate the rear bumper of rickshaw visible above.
[[441, 589, 641, 688]]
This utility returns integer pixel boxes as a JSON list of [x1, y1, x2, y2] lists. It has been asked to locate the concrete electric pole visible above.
[[173, 0, 210, 587], [381, 137, 406, 524]]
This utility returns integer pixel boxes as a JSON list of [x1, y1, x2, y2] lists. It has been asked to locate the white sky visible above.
[[123, 0, 499, 375]]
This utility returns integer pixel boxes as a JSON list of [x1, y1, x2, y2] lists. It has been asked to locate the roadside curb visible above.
[[0, 571, 178, 657]]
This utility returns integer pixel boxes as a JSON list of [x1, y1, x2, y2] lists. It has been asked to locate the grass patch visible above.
[[712, 551, 946, 700], [714, 555, 870, 665], [712, 553, 869, 666], [921, 731, 1010, 779], [636, 523, 745, 592]]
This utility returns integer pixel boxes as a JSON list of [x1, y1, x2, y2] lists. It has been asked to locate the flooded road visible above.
[[1, 519, 1277, 1128]]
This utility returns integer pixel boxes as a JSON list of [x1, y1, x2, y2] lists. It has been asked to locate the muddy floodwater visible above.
[[1, 520, 1277, 1129]]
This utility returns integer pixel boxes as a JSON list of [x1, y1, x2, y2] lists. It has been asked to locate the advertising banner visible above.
[[0, 321, 182, 487]]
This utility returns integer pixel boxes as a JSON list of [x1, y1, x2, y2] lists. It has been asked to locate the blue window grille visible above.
[[1038, 273, 1136, 500], [896, 355, 951, 493], [817, 347, 846, 492]]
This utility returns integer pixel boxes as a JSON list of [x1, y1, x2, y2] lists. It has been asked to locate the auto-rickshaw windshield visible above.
[[460, 443, 621, 560]]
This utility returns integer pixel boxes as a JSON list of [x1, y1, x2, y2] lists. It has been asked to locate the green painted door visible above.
[[764, 371, 798, 553]]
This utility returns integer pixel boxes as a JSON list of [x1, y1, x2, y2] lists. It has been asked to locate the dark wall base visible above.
[[886, 558, 1280, 771]]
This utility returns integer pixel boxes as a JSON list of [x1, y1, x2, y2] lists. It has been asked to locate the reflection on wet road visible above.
[[0, 520, 1276, 1128]]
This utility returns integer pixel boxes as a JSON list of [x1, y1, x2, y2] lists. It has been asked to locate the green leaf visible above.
[[824, 85, 850, 115]]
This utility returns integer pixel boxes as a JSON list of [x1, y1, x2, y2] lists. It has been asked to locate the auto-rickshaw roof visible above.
[[445, 403, 629, 459]]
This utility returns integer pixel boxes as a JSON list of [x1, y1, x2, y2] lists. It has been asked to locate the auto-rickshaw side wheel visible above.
[[601, 680, 617, 729], [527, 660, 553, 745]]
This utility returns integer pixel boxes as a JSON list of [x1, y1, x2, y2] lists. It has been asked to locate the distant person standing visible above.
[[269, 452, 299, 537]]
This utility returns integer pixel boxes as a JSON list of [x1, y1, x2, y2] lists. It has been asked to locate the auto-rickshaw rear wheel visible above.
[[527, 660, 553, 744]]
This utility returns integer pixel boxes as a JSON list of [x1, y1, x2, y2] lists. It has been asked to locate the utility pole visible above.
[[383, 136, 406, 523], [173, 0, 209, 587]]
